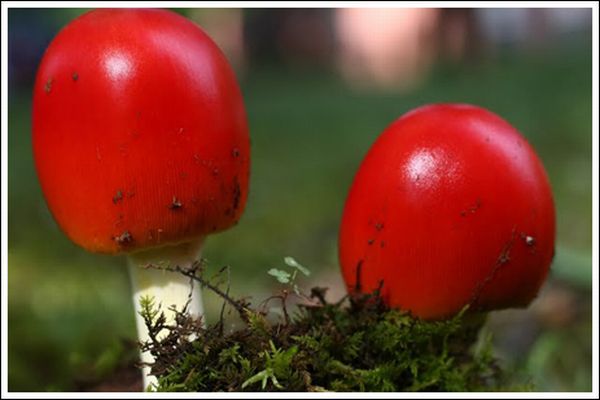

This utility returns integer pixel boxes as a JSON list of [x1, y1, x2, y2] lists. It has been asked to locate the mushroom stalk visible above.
[[128, 240, 205, 390]]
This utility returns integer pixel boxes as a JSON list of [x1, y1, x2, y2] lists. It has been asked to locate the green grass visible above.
[[8, 37, 592, 390]]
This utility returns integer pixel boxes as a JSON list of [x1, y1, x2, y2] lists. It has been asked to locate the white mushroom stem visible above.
[[128, 239, 205, 391]]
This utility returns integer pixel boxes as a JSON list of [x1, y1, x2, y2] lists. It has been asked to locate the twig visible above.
[[144, 261, 249, 322], [259, 293, 289, 324], [218, 266, 232, 335], [354, 260, 363, 292], [310, 287, 329, 305]]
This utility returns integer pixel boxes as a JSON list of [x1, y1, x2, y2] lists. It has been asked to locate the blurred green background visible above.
[[8, 8, 592, 391]]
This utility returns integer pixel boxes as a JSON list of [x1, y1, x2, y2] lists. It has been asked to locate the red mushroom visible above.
[[338, 104, 555, 320], [32, 9, 250, 387]]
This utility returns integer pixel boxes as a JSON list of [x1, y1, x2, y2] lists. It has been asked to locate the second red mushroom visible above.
[[338, 104, 555, 320]]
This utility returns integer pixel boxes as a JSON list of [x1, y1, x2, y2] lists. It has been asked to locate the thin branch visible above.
[[218, 266, 232, 335], [354, 260, 363, 292], [143, 261, 249, 322]]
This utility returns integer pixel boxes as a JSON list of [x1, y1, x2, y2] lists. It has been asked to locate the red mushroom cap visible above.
[[32, 9, 250, 254], [339, 104, 556, 320]]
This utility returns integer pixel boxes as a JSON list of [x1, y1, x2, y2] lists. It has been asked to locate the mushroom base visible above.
[[128, 240, 205, 390]]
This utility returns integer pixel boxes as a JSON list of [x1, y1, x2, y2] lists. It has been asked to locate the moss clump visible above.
[[139, 260, 527, 392]]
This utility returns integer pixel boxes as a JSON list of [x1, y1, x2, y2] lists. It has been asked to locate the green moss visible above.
[[140, 261, 529, 392]]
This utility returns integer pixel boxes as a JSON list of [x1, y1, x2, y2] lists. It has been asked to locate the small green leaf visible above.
[[284, 257, 310, 276], [218, 344, 241, 364], [139, 295, 159, 323], [268, 268, 291, 283], [270, 374, 283, 389], [241, 369, 271, 389]]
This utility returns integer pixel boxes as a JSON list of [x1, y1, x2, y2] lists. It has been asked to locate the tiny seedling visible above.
[[267, 256, 311, 295]]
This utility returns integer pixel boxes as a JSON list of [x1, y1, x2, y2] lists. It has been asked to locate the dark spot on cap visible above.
[[367, 239, 374, 245], [212, 225, 217, 231], [169, 196, 182, 210], [72, 72, 78, 81], [224, 208, 232, 216], [461, 199, 482, 216], [114, 230, 132, 245], [380, 241, 385, 248], [212, 168, 220, 176], [112, 190, 123, 204], [375, 222, 384, 231], [232, 148, 240, 158], [44, 78, 53, 93], [232, 177, 241, 211]]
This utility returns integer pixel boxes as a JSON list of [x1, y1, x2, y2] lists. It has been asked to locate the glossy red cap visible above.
[[33, 9, 250, 254], [339, 104, 555, 319]]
